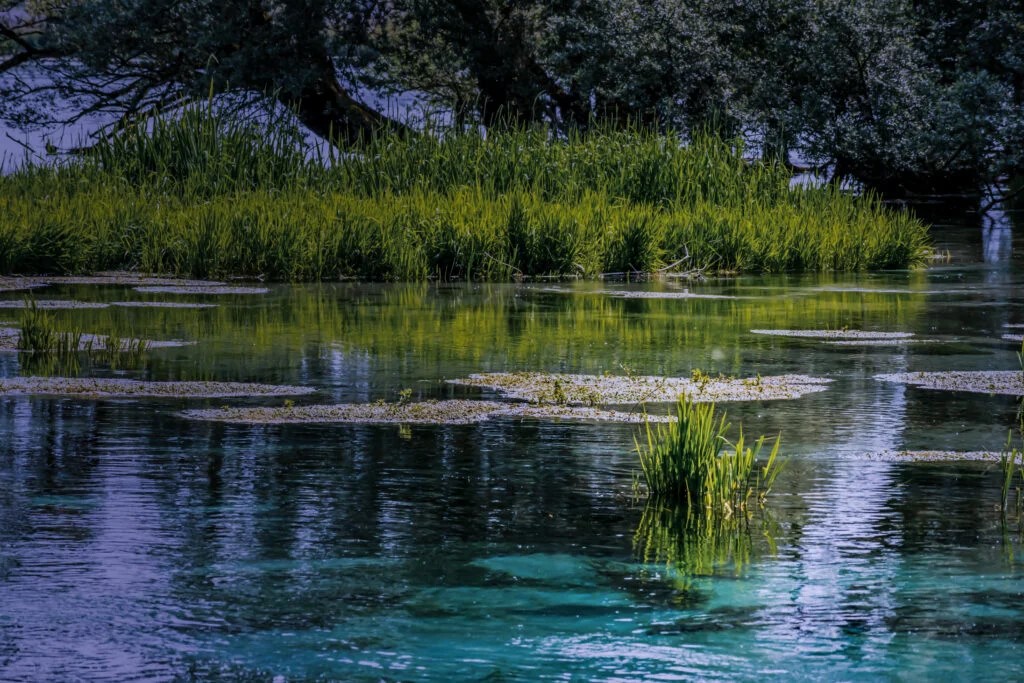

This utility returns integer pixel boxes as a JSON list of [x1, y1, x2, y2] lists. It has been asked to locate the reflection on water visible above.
[[983, 208, 1014, 265], [633, 501, 779, 580], [0, 209, 1023, 680]]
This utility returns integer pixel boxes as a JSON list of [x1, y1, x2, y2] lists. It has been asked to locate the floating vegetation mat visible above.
[[530, 287, 735, 300], [752, 329, 914, 340], [180, 400, 671, 425], [0, 377, 315, 399], [110, 301, 218, 309], [600, 290, 736, 300], [875, 371, 1024, 396], [133, 285, 269, 295], [824, 338, 939, 346], [0, 278, 47, 292], [0, 300, 109, 309], [863, 450, 1001, 462], [28, 273, 225, 287], [448, 372, 832, 404], [810, 286, 971, 295]]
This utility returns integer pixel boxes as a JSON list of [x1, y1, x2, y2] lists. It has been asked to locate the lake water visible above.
[[1, 205, 1022, 681]]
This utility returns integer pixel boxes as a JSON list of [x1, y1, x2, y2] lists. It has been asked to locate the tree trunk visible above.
[[279, 56, 407, 146]]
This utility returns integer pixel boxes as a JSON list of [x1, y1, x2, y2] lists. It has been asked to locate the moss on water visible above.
[[0, 377, 315, 398], [0, 300, 110, 309], [752, 329, 914, 340], [875, 371, 1024, 396], [448, 372, 832, 405], [133, 286, 269, 295], [863, 450, 1002, 462], [179, 400, 671, 425]]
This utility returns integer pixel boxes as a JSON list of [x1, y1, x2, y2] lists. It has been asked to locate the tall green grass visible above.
[[637, 397, 782, 513], [0, 106, 930, 280]]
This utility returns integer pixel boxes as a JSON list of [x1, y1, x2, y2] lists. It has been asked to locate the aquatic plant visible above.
[[636, 397, 782, 512], [999, 435, 1023, 517], [14, 300, 153, 373], [0, 110, 930, 281]]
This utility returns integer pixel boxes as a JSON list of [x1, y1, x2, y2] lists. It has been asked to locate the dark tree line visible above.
[[2, 0, 1022, 195]]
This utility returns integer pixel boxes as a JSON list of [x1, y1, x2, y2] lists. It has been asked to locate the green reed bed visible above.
[[0, 108, 930, 280]]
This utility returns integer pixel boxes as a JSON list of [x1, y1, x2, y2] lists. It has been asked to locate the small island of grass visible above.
[[0, 109, 929, 282]]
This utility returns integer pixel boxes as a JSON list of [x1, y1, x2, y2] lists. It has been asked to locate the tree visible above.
[[0, 0, 401, 143]]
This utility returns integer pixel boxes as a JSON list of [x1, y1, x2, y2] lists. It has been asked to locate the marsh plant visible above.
[[0, 107, 929, 281], [637, 397, 782, 513], [17, 301, 82, 371], [15, 301, 150, 373]]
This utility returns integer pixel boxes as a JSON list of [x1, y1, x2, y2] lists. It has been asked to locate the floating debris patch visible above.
[[824, 338, 940, 346], [179, 400, 673, 424], [601, 290, 736, 300], [134, 286, 269, 295], [863, 450, 1002, 462], [448, 372, 832, 405], [875, 371, 1024, 396], [0, 377, 315, 398], [27, 273, 225, 287], [0, 300, 109, 309], [810, 286, 971, 295], [0, 278, 48, 292], [111, 301, 219, 309], [752, 329, 914, 340]]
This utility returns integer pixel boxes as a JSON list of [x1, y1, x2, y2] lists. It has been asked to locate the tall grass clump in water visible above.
[[16, 301, 83, 371], [637, 397, 782, 513], [0, 106, 930, 280]]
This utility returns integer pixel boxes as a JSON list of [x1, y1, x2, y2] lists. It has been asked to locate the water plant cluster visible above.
[[636, 397, 782, 514], [0, 108, 929, 281], [15, 301, 150, 373]]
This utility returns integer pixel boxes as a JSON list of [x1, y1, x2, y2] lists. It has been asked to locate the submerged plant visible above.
[[636, 396, 782, 513]]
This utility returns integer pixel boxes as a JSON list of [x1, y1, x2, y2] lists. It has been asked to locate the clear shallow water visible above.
[[1, 208, 1023, 681]]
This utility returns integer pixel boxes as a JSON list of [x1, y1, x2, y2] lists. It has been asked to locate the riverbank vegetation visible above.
[[0, 110, 928, 281]]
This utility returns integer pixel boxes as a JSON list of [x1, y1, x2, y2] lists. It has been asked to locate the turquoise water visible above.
[[1, 208, 1022, 681]]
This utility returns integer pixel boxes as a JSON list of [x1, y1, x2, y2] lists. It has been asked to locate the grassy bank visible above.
[[0, 109, 929, 280]]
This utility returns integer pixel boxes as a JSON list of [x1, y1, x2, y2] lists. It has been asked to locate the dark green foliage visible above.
[[3, 0, 1023, 191]]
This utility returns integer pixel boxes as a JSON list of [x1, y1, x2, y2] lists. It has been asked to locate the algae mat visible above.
[[180, 400, 671, 425], [448, 372, 832, 405], [875, 371, 1024, 396], [0, 377, 315, 398]]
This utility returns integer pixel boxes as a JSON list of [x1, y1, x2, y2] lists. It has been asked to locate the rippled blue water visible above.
[[1, 206, 1022, 681]]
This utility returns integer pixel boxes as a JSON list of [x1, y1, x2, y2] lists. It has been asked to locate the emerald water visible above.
[[1, 210, 1022, 681]]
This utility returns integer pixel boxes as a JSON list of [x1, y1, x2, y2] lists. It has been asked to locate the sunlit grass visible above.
[[636, 397, 782, 513], [0, 106, 929, 280]]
